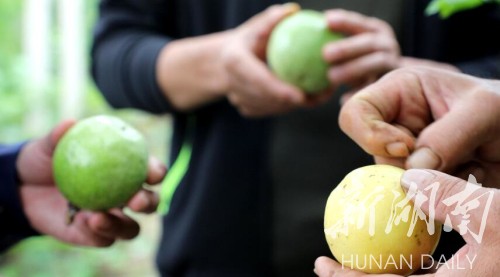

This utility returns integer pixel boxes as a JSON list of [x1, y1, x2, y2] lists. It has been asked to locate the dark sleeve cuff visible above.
[[0, 143, 39, 253]]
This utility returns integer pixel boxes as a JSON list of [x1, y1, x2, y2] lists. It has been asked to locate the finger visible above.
[[407, 89, 498, 171], [49, 119, 77, 152], [401, 169, 499, 244], [88, 211, 140, 240], [226, 47, 306, 109], [339, 70, 425, 158], [313, 256, 388, 277], [323, 33, 397, 64], [325, 9, 392, 35], [247, 3, 300, 36], [127, 189, 159, 214], [16, 119, 77, 184], [328, 51, 398, 86], [229, 90, 278, 117], [70, 211, 116, 247], [146, 156, 167, 185], [313, 256, 350, 277], [246, 3, 301, 58]]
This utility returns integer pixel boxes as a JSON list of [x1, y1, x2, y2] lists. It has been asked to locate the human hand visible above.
[[314, 169, 500, 276], [323, 9, 400, 94], [16, 119, 167, 247], [339, 67, 500, 187], [221, 3, 331, 117]]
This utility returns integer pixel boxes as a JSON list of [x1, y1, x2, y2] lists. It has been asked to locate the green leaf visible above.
[[426, 0, 490, 18]]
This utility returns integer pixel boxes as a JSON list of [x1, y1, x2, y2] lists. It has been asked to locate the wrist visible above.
[[212, 30, 234, 96], [155, 31, 233, 110]]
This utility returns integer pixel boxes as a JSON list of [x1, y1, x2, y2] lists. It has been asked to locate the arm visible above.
[[92, 1, 311, 117], [154, 32, 230, 111], [92, 12, 229, 113]]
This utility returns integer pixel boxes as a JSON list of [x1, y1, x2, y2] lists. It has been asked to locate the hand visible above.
[[323, 9, 400, 92], [339, 67, 500, 187], [16, 119, 167, 247], [314, 169, 500, 276], [221, 4, 331, 117]]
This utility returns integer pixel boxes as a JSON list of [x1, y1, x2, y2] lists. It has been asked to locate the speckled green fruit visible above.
[[53, 115, 148, 211], [267, 10, 344, 94]]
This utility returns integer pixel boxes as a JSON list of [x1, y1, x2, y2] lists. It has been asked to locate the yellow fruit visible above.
[[324, 165, 441, 275]]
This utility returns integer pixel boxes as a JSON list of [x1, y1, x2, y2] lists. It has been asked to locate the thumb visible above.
[[401, 169, 497, 244], [406, 82, 497, 172], [406, 111, 487, 171], [48, 119, 76, 152], [242, 3, 300, 59], [16, 119, 76, 184], [253, 3, 300, 29]]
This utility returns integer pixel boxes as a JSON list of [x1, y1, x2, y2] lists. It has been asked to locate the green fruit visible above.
[[53, 115, 148, 211], [267, 10, 344, 94]]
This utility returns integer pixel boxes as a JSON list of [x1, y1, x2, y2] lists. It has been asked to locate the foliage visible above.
[[426, 0, 500, 18], [0, 0, 27, 141]]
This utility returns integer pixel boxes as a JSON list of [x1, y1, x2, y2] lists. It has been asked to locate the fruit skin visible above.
[[53, 115, 148, 211], [267, 10, 344, 94], [324, 165, 441, 275]]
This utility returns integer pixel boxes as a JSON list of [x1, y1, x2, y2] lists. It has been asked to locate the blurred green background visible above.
[[0, 1, 171, 276]]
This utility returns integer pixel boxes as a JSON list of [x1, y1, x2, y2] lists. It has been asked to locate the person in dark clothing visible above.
[[91, 0, 500, 276], [0, 120, 166, 252]]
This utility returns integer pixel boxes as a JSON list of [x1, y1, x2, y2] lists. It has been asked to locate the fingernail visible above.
[[407, 147, 441, 169], [151, 157, 167, 174], [386, 142, 410, 157], [283, 2, 301, 13], [283, 2, 300, 9], [401, 169, 436, 190]]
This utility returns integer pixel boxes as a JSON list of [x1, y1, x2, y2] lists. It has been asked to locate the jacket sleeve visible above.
[[0, 143, 38, 253], [91, 0, 173, 114]]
